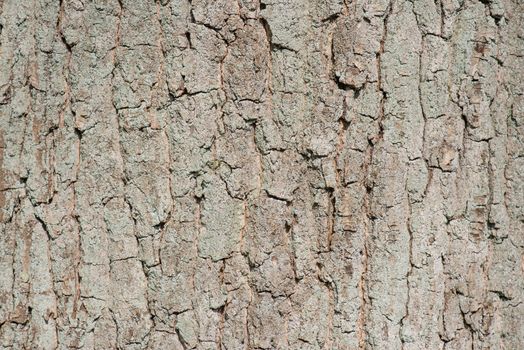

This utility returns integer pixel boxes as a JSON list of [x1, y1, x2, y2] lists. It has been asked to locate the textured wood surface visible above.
[[0, 0, 523, 349]]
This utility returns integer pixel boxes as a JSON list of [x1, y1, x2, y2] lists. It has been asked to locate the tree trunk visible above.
[[0, 0, 522, 349]]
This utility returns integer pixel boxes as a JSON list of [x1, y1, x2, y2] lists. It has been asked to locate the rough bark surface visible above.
[[0, 0, 523, 349]]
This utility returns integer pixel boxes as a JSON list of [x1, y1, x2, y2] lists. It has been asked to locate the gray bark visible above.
[[0, 0, 523, 349]]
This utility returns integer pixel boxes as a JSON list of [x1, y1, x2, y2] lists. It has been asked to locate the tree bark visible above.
[[0, 0, 523, 349]]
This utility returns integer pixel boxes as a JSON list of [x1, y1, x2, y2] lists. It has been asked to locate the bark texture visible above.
[[0, 0, 523, 349]]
